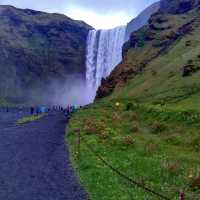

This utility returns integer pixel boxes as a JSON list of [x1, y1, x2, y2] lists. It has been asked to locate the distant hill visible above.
[[0, 5, 92, 104]]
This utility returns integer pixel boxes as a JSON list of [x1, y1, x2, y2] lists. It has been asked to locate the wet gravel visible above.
[[0, 111, 87, 200]]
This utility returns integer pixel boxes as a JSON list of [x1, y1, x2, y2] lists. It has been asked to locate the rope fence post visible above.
[[179, 190, 185, 200]]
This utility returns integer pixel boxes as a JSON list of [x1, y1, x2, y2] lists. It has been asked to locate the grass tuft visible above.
[[151, 121, 167, 133], [17, 114, 46, 124]]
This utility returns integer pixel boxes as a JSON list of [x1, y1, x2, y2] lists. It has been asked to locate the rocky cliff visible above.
[[96, 0, 200, 100], [0, 5, 92, 104]]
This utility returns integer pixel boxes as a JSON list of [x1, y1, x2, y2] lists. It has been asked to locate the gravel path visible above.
[[0, 112, 87, 200]]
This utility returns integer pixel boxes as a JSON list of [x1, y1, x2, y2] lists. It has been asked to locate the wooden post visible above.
[[179, 190, 185, 200]]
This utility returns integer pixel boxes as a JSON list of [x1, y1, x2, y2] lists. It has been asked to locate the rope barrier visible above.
[[81, 136, 172, 200]]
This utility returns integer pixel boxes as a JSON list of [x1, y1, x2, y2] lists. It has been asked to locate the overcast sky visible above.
[[0, 0, 158, 29]]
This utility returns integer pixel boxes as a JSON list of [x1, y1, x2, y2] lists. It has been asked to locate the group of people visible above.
[[0, 107, 26, 113], [0, 105, 80, 117], [30, 106, 47, 115], [30, 105, 79, 116]]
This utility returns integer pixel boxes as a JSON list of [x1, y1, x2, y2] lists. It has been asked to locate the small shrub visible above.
[[146, 143, 157, 154], [71, 128, 81, 134], [188, 136, 200, 151], [185, 40, 191, 46], [138, 39, 145, 47], [162, 160, 181, 174], [190, 176, 200, 190], [152, 121, 167, 133], [132, 125, 139, 133], [187, 59, 193, 64], [122, 136, 135, 146], [164, 135, 181, 145], [131, 112, 138, 121], [112, 112, 121, 121], [84, 126, 98, 135], [98, 131, 109, 140], [176, 125, 184, 133], [126, 102, 134, 111], [84, 119, 93, 127], [84, 119, 105, 135], [182, 64, 200, 77]]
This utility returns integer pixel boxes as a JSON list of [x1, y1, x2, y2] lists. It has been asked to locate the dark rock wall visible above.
[[0, 5, 92, 103]]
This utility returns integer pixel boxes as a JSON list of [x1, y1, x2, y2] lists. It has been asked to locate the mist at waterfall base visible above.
[[28, 76, 94, 107], [86, 26, 126, 101], [45, 79, 94, 107]]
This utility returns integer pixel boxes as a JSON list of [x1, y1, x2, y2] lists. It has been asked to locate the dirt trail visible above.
[[0, 112, 86, 200]]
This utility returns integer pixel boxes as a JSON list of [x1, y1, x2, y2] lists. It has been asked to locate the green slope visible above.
[[111, 17, 200, 110]]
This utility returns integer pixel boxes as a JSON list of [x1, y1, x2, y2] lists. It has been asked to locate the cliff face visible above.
[[0, 5, 92, 104], [160, 0, 200, 14], [125, 2, 160, 41], [96, 0, 200, 100]]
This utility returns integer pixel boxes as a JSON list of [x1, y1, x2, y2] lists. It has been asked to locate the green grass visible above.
[[17, 114, 46, 124], [67, 100, 200, 200], [67, 10, 200, 200]]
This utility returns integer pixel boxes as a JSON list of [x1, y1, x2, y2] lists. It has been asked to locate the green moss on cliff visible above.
[[0, 5, 92, 104]]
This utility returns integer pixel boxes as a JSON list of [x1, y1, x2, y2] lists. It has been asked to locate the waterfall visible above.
[[86, 26, 126, 100]]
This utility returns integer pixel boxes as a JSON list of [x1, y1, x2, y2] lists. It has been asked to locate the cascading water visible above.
[[86, 26, 126, 101]]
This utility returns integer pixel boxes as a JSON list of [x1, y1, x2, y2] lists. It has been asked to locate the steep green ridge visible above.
[[111, 15, 200, 110], [0, 5, 92, 105], [68, 1, 200, 199]]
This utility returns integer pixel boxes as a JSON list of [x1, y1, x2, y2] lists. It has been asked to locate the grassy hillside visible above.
[[68, 100, 200, 200], [110, 15, 200, 111], [67, 2, 200, 200]]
